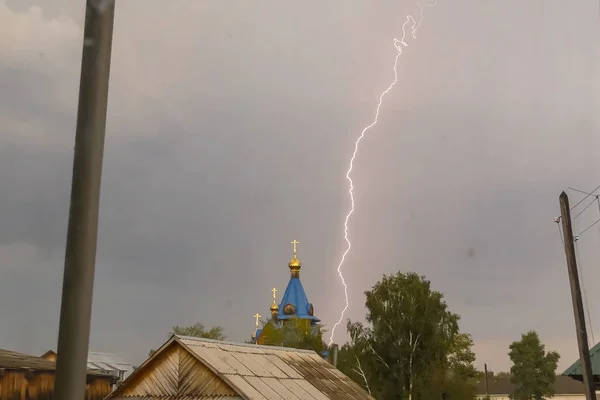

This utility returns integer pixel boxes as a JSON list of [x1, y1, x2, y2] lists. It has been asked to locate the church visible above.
[[251, 240, 322, 345]]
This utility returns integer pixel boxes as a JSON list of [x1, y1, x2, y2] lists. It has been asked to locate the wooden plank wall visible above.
[[116, 343, 236, 398], [0, 370, 113, 400]]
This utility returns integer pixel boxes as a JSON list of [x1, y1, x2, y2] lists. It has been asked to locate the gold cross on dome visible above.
[[271, 288, 278, 302], [253, 313, 261, 328], [290, 240, 299, 256]]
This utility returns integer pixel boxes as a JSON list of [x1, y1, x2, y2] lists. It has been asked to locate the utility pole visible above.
[[53, 2, 115, 400], [560, 191, 597, 400], [331, 343, 339, 368], [484, 363, 489, 398]]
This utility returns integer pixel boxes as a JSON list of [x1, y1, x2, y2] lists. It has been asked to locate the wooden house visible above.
[[0, 348, 117, 400], [106, 334, 374, 400], [41, 350, 134, 385]]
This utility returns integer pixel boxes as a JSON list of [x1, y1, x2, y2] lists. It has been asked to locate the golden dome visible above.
[[289, 256, 302, 270], [270, 302, 279, 312]]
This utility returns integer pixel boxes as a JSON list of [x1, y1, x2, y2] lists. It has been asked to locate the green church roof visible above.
[[563, 342, 600, 377]]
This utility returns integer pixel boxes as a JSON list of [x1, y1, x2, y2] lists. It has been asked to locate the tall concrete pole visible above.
[[54, 2, 115, 400]]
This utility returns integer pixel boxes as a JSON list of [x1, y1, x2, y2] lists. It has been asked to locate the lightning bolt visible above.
[[328, 0, 438, 346]]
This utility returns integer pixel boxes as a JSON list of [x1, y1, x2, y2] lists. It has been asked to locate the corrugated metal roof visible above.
[[115, 397, 243, 400], [0, 349, 115, 378], [87, 352, 135, 379], [40, 349, 133, 379], [564, 340, 600, 379], [177, 335, 374, 400]]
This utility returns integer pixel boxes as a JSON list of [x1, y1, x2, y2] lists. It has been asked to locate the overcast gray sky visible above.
[[2, 0, 600, 372]]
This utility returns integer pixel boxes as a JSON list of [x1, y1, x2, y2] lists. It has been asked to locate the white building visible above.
[[475, 374, 598, 399]]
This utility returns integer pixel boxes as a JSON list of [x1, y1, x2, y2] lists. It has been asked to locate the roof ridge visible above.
[[174, 335, 316, 353]]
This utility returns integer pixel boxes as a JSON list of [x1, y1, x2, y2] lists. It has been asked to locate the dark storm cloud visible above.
[[2, 0, 600, 371]]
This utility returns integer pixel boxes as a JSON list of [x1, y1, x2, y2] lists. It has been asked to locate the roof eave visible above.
[[106, 335, 179, 399]]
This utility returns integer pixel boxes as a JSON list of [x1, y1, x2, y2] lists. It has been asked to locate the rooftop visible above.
[[563, 341, 600, 382], [475, 375, 586, 395], [278, 276, 320, 322], [111, 335, 373, 400], [41, 349, 134, 376], [0, 349, 115, 378]]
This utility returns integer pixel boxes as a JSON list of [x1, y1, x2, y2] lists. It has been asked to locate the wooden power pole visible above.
[[53, 2, 115, 400], [484, 363, 489, 397], [560, 191, 597, 400]]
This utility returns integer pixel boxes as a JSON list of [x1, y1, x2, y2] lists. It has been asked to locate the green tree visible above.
[[337, 321, 378, 396], [170, 323, 226, 340], [258, 319, 327, 354], [337, 272, 477, 400], [508, 331, 560, 400], [149, 323, 226, 356]]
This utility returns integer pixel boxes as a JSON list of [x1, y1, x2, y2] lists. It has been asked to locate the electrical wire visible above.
[[568, 184, 600, 211], [577, 217, 600, 238], [573, 197, 598, 220]]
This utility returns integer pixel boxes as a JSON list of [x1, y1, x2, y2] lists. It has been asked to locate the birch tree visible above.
[[339, 272, 477, 400]]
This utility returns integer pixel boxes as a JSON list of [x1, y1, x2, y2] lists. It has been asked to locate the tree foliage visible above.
[[508, 331, 560, 400], [170, 323, 226, 340], [337, 321, 379, 396], [258, 319, 327, 354], [149, 323, 226, 357], [337, 272, 477, 400]]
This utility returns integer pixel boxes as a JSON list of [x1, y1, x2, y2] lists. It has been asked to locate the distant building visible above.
[[40, 349, 134, 385], [563, 341, 600, 389], [0, 348, 116, 400], [105, 335, 374, 400], [251, 240, 321, 346], [474, 374, 598, 399]]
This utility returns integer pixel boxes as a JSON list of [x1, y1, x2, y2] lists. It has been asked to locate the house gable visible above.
[[111, 341, 237, 399], [177, 345, 235, 396]]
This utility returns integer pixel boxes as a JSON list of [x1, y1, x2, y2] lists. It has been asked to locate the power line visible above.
[[568, 184, 600, 211], [573, 197, 599, 220], [564, 186, 600, 238], [555, 185, 600, 225], [554, 187, 600, 348], [578, 217, 600, 238], [569, 187, 600, 197]]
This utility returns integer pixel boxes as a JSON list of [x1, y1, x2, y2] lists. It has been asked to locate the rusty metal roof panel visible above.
[[244, 354, 288, 379], [188, 346, 239, 375], [276, 379, 319, 400], [262, 354, 303, 379], [259, 377, 305, 400], [229, 352, 274, 378], [112, 397, 244, 400], [224, 375, 269, 400], [292, 380, 331, 400], [174, 336, 375, 400], [241, 376, 283, 400]]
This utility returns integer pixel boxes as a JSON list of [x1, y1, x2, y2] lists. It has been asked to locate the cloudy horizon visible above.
[[2, 0, 600, 372]]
